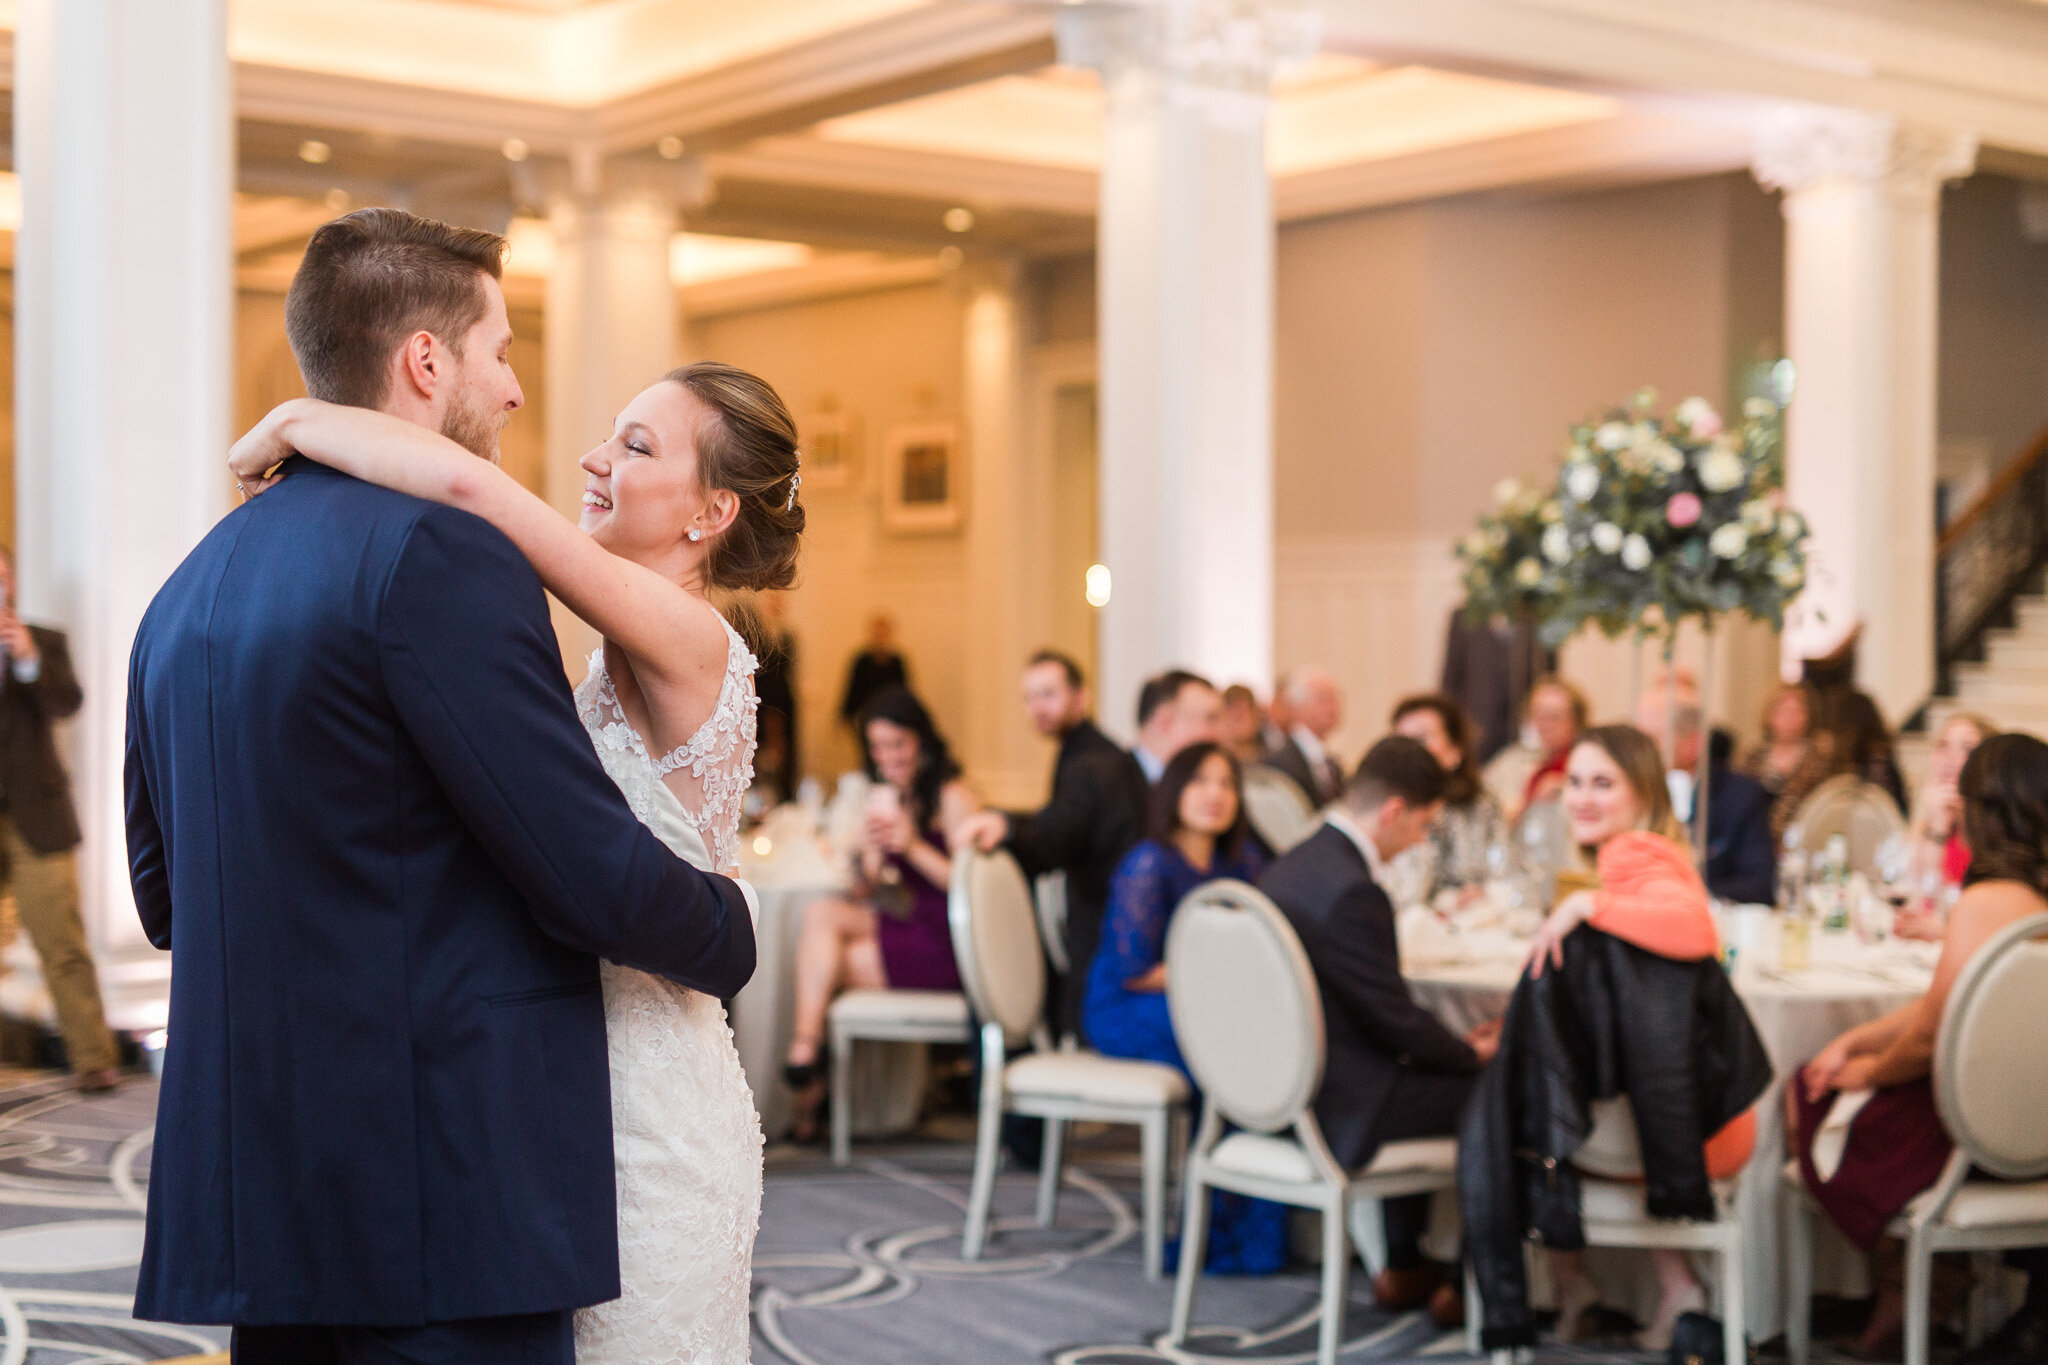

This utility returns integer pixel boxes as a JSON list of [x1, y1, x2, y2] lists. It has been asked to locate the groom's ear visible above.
[[394, 329, 444, 404]]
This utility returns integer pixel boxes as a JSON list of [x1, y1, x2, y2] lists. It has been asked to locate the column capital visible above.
[[530, 144, 712, 215], [1752, 109, 1975, 201], [1055, 0, 1319, 95]]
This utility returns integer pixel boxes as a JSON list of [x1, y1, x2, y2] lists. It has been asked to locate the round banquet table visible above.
[[1401, 905, 1936, 1340], [731, 835, 929, 1144]]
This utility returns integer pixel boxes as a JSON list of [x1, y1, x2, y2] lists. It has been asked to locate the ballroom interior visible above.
[[7, 1, 2048, 1363]]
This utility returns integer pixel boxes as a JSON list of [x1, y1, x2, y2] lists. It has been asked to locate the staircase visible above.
[[1933, 593, 2048, 740]]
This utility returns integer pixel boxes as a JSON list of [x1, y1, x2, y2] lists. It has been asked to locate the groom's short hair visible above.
[[286, 208, 507, 409]]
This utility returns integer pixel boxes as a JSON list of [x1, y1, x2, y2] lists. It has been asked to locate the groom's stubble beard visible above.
[[440, 383, 506, 465]]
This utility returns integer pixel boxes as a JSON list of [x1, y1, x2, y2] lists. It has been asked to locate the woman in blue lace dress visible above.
[[1083, 741, 1284, 1272]]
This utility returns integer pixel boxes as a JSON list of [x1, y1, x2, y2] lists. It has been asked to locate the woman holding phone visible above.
[[782, 685, 979, 1139]]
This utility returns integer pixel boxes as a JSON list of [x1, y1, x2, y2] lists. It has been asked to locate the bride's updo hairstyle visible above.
[[666, 360, 806, 591]]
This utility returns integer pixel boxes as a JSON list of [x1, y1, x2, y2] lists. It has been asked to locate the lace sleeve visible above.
[[1098, 842, 1176, 989]]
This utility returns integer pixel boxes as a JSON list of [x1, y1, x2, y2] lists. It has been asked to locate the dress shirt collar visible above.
[[1323, 808, 1390, 888], [1134, 744, 1165, 784], [1289, 725, 1330, 769]]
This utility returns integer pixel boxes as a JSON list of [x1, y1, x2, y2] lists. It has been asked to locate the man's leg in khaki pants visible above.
[[1, 818, 118, 1077]]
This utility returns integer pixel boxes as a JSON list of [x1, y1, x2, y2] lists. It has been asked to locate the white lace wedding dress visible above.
[[572, 617, 764, 1364]]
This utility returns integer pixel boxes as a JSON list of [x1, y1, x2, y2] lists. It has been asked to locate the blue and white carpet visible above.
[[3, 1075, 1878, 1364]]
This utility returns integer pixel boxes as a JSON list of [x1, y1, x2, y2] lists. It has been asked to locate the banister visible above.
[[1938, 415, 2048, 558]]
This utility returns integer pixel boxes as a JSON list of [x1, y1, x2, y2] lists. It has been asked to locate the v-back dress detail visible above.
[[573, 616, 763, 1364]]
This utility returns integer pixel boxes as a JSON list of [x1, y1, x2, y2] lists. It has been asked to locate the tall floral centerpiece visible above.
[[1456, 388, 1810, 871]]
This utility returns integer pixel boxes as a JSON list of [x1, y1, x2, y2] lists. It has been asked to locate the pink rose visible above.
[[1692, 411, 1722, 438], [1666, 492, 1703, 528]]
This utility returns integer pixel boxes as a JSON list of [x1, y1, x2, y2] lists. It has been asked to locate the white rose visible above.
[[1776, 509, 1807, 541], [1541, 524, 1572, 564], [1621, 534, 1652, 572], [1675, 396, 1716, 430], [1710, 523, 1749, 559], [1595, 422, 1631, 452], [1772, 556, 1805, 588], [1741, 499, 1776, 534], [1540, 499, 1563, 523], [1514, 558, 1543, 587], [1462, 532, 1492, 559], [1591, 521, 1624, 554], [1697, 447, 1745, 494], [1563, 462, 1601, 502], [1494, 478, 1523, 506], [1652, 440, 1687, 475], [1743, 397, 1777, 420]]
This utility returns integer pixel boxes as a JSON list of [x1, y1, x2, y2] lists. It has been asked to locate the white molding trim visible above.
[[1321, 0, 2048, 156], [709, 137, 1097, 215]]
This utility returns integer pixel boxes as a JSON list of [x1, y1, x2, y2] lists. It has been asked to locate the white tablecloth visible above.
[[1402, 909, 1935, 1339], [732, 842, 929, 1143]]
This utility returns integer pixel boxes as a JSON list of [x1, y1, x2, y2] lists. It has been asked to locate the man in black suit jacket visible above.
[[1260, 736, 1500, 1318], [125, 209, 754, 1364], [1258, 668, 1345, 806], [961, 651, 1149, 1035], [1641, 691, 1777, 905], [0, 553, 119, 1091]]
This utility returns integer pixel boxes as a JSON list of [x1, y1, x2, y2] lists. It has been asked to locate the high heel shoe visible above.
[[1638, 1282, 1707, 1353], [1553, 1273, 1603, 1343]]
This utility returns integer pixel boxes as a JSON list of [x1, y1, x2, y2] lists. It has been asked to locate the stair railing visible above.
[[1935, 417, 2048, 695]]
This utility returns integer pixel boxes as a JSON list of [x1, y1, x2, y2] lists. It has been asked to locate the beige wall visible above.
[[1273, 174, 1788, 760], [1937, 172, 2048, 509]]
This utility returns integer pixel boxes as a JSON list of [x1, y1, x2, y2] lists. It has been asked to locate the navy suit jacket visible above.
[[1259, 823, 1479, 1168], [124, 462, 755, 1327], [1703, 764, 1777, 906]]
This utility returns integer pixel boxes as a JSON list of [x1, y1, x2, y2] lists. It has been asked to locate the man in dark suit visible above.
[[1640, 692, 1777, 905], [960, 651, 1149, 1036], [0, 552, 119, 1092], [124, 208, 754, 1365], [1259, 667, 1346, 806], [1260, 736, 1500, 1320]]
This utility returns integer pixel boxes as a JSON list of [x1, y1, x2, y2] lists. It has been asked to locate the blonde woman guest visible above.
[[1895, 713, 1997, 940], [1521, 725, 1757, 1350]]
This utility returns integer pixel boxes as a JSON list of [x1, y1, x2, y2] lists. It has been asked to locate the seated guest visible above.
[[1259, 667, 1345, 806], [1516, 725, 1760, 1349], [1084, 742, 1281, 1272], [1485, 675, 1587, 822], [1389, 692, 1508, 906], [1897, 713, 1997, 938], [958, 651, 1150, 1038], [1740, 681, 1815, 796], [1218, 683, 1266, 765], [1260, 737, 1500, 1323], [1791, 733, 2048, 1365], [1131, 668, 1223, 784], [1635, 690, 1775, 905], [1774, 687, 1908, 841], [783, 686, 979, 1139]]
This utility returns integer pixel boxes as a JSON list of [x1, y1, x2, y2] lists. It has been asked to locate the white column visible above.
[[543, 151, 700, 662], [1058, 0, 1317, 736], [1754, 111, 1974, 720], [14, 0, 234, 951]]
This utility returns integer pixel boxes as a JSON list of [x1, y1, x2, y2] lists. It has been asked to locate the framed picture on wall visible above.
[[881, 421, 963, 533], [800, 407, 856, 489]]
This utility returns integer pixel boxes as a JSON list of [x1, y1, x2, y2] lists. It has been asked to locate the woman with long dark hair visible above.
[[1084, 741, 1284, 1272], [782, 686, 980, 1138], [1792, 733, 2048, 1362], [1389, 692, 1508, 905]]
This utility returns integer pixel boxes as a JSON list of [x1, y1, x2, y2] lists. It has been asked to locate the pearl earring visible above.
[[688, 528, 703, 542]]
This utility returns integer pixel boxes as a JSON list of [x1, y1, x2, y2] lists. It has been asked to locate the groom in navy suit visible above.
[[124, 209, 754, 1364]]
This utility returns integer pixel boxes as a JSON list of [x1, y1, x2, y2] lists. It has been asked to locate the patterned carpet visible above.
[[0, 1073, 1881, 1364]]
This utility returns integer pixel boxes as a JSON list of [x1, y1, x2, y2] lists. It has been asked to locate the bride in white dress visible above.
[[232, 360, 807, 1363]]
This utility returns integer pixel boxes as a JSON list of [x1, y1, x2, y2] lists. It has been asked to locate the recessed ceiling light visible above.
[[942, 206, 975, 233], [298, 140, 331, 165], [324, 188, 351, 211], [656, 135, 685, 160], [501, 138, 529, 163]]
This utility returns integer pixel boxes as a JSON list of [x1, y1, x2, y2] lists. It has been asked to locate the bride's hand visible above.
[[229, 399, 311, 497], [1522, 890, 1596, 979]]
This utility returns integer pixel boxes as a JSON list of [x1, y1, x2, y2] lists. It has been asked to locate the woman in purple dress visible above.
[[784, 686, 980, 1139]]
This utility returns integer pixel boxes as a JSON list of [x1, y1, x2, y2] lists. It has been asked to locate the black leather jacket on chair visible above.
[[1456, 927, 1773, 1350]]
